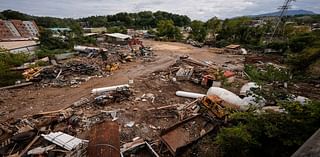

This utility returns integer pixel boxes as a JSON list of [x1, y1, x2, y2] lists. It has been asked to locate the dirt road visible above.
[[0, 40, 242, 122]]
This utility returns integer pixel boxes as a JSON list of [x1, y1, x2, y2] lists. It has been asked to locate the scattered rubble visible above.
[[160, 115, 217, 156], [20, 59, 104, 88], [186, 39, 203, 48], [121, 138, 159, 157], [1, 40, 318, 157]]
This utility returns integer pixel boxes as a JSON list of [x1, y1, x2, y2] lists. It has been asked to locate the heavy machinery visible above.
[[128, 37, 144, 52], [128, 38, 153, 56], [198, 95, 236, 120]]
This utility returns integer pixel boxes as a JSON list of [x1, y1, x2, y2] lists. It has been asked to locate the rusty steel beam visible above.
[[88, 121, 120, 157]]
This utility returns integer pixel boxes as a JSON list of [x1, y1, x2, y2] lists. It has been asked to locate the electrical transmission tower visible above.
[[270, 0, 296, 41]]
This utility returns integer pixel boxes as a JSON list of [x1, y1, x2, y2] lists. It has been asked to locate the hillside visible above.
[[253, 9, 316, 17]]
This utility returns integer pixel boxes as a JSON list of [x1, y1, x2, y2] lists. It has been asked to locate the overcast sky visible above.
[[0, 0, 319, 20]]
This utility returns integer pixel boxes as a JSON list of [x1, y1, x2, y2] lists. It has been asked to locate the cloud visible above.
[[0, 0, 319, 20]]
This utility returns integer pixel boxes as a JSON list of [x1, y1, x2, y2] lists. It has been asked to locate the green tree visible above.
[[206, 17, 222, 44], [39, 29, 71, 50], [107, 26, 127, 34], [1, 10, 31, 20], [190, 20, 207, 42], [218, 17, 257, 44], [157, 20, 182, 41], [286, 30, 320, 71]]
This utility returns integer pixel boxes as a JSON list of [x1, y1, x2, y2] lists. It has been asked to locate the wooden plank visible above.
[[18, 135, 40, 157], [0, 82, 33, 90]]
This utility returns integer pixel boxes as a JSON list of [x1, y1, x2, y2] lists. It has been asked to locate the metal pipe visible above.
[[88, 121, 120, 157]]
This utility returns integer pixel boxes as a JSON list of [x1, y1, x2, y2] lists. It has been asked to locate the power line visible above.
[[270, 0, 296, 41]]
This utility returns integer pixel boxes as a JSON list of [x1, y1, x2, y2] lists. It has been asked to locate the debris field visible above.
[[0, 40, 319, 157]]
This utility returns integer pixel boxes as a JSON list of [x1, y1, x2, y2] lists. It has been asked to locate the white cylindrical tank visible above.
[[91, 84, 129, 95], [207, 87, 249, 111], [176, 91, 206, 99]]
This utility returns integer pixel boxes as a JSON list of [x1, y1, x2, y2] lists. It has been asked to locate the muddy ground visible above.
[[1, 40, 319, 157], [0, 40, 244, 122]]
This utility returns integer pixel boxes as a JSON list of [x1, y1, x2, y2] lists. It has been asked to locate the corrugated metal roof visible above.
[[105, 33, 132, 39], [42, 132, 87, 151], [49, 28, 71, 32]]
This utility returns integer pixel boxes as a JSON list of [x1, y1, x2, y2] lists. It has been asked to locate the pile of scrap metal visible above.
[[0, 84, 136, 157], [74, 45, 107, 58], [121, 138, 159, 157], [94, 86, 133, 105], [158, 85, 268, 156], [0, 108, 89, 157], [127, 37, 153, 57], [119, 53, 136, 62], [140, 46, 153, 57], [26, 61, 103, 87], [159, 115, 218, 156], [172, 56, 236, 87], [73, 43, 154, 74], [186, 39, 203, 48]]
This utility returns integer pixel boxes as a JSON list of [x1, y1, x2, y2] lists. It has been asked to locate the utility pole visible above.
[[270, 0, 296, 41]]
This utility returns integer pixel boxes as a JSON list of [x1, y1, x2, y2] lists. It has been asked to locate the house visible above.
[[105, 33, 132, 44], [0, 40, 39, 53], [49, 28, 72, 34], [249, 20, 266, 27], [49, 28, 72, 39]]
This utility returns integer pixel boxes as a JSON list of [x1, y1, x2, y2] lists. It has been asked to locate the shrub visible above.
[[216, 100, 320, 157], [0, 60, 24, 87], [244, 64, 292, 83], [0, 52, 29, 87], [0, 53, 29, 67], [267, 41, 288, 53], [216, 125, 258, 157], [35, 49, 66, 58], [286, 47, 320, 70]]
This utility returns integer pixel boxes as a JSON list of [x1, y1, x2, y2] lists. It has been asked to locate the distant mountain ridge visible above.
[[252, 10, 317, 17]]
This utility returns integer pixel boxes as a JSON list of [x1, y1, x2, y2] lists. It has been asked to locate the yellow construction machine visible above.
[[198, 95, 236, 121]]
